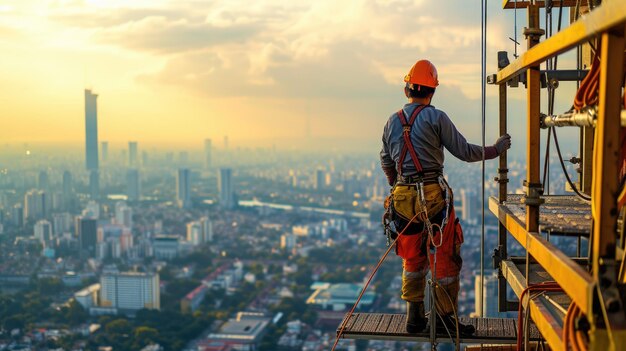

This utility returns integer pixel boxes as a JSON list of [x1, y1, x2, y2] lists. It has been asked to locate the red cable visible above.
[[516, 282, 563, 350]]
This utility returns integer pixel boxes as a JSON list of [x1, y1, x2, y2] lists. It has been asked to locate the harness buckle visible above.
[[403, 125, 411, 132]]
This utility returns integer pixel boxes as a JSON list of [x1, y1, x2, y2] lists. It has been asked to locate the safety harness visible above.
[[387, 104, 451, 236], [396, 105, 428, 176]]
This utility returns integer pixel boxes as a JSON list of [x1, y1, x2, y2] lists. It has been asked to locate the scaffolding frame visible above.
[[492, 1, 626, 350]]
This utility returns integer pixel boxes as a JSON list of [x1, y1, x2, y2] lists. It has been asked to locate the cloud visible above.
[[95, 17, 261, 54]]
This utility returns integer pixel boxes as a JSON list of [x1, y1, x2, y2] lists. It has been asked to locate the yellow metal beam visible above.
[[496, 1, 626, 84], [489, 197, 595, 316], [501, 260, 566, 350], [503, 0, 579, 9]]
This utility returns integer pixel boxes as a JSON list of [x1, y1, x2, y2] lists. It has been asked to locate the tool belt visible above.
[[391, 183, 446, 223]]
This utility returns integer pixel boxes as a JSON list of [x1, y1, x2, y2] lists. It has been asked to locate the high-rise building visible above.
[[38, 171, 49, 191], [85, 89, 99, 171], [89, 170, 99, 200], [128, 141, 138, 167], [101, 141, 109, 162], [186, 221, 203, 246], [460, 188, 478, 222], [24, 190, 46, 220], [280, 233, 296, 251], [176, 169, 191, 209], [115, 202, 133, 228], [100, 272, 160, 311], [34, 220, 52, 245], [126, 169, 140, 202], [315, 169, 326, 190], [219, 168, 235, 209], [474, 272, 501, 317], [76, 217, 98, 258], [12, 204, 23, 227], [200, 216, 213, 242], [52, 213, 73, 236], [224, 136, 229, 149], [204, 139, 212, 169]]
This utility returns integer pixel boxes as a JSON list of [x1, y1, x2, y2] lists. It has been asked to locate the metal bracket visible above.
[[522, 180, 545, 206], [493, 246, 504, 269], [523, 27, 546, 40], [494, 168, 510, 185]]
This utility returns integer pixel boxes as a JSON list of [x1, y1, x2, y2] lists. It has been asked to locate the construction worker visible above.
[[380, 59, 511, 335]]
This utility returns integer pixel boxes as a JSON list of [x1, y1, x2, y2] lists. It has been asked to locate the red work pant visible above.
[[395, 206, 464, 315]]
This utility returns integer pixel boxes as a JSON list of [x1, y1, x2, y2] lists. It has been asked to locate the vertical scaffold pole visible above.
[[496, 51, 510, 313], [590, 25, 626, 350], [524, 4, 542, 351]]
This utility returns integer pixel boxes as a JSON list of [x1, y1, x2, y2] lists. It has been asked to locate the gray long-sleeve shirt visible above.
[[380, 103, 496, 176]]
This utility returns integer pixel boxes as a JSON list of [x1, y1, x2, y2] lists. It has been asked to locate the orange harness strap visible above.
[[396, 105, 431, 176]]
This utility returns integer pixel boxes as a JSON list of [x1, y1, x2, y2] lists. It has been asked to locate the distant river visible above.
[[238, 199, 370, 219]]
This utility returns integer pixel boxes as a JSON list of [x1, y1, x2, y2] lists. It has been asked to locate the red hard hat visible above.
[[404, 60, 439, 88]]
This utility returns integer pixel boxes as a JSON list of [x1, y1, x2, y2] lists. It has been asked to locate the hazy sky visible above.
[[1, 0, 568, 150]]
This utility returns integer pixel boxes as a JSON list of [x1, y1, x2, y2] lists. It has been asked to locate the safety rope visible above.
[[333, 178, 458, 350], [479, 0, 487, 319], [331, 211, 421, 351]]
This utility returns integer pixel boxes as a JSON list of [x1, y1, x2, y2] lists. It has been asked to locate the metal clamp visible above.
[[523, 27, 545, 39], [494, 168, 509, 184], [521, 180, 545, 206]]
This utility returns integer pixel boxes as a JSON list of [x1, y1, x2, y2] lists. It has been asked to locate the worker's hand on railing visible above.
[[494, 134, 511, 154]]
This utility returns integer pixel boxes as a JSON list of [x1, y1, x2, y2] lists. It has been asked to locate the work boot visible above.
[[405, 301, 427, 333], [436, 314, 475, 336]]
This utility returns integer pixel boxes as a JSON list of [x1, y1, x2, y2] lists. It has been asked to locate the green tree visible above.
[[105, 319, 132, 335], [133, 326, 159, 348], [65, 300, 88, 326]]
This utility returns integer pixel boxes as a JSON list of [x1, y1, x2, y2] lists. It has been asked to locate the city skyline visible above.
[[0, 0, 558, 151]]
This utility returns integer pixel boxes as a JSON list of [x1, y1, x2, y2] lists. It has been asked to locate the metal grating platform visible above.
[[498, 195, 590, 236], [337, 313, 542, 343]]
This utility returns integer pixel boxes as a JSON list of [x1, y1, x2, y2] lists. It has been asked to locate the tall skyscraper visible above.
[[460, 188, 478, 222], [474, 272, 502, 317], [100, 272, 160, 311], [186, 221, 203, 245], [223, 136, 229, 149], [85, 89, 99, 171], [219, 168, 235, 209], [89, 170, 100, 200], [101, 141, 109, 162], [24, 190, 46, 220], [115, 202, 133, 228], [315, 169, 326, 190], [12, 204, 23, 227], [38, 170, 49, 191], [85, 89, 99, 199], [126, 169, 140, 202], [52, 213, 72, 236], [200, 216, 213, 242], [204, 139, 212, 169], [176, 169, 191, 209], [76, 216, 98, 257], [128, 141, 138, 167]]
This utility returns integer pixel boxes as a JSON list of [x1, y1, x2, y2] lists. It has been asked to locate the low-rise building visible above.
[[205, 312, 271, 351]]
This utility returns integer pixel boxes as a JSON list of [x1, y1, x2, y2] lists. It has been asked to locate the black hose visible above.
[[552, 127, 592, 201]]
